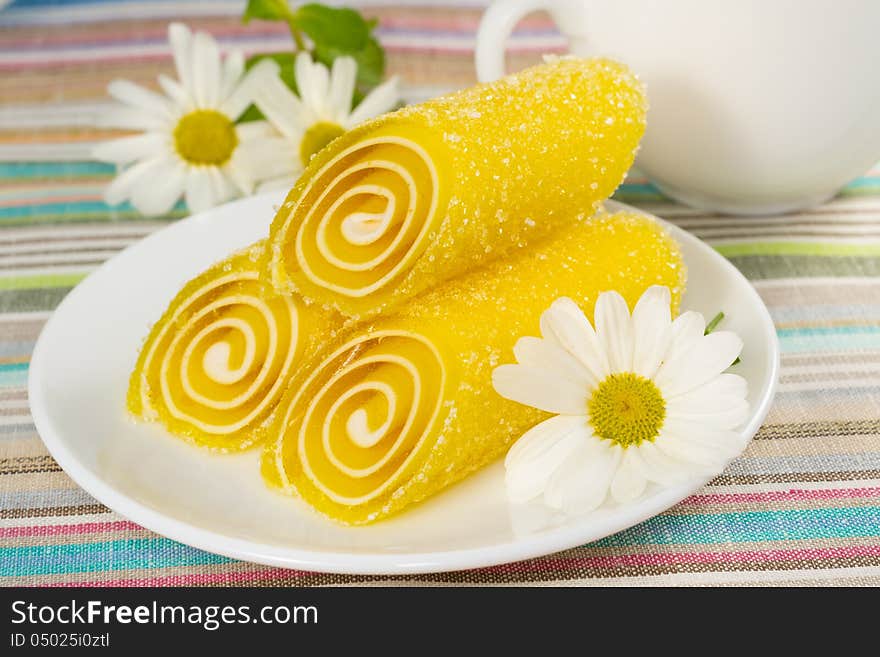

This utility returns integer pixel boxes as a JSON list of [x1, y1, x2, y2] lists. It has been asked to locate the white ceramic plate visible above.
[[29, 194, 779, 575]]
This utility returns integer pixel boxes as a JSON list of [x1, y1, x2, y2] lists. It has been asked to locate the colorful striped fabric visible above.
[[1, 0, 879, 586]]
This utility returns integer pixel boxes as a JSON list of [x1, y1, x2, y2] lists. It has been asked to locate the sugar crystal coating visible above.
[[265, 57, 648, 319], [127, 241, 343, 451], [264, 210, 686, 524]]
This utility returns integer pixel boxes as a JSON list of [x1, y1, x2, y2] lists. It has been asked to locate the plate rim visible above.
[[27, 196, 780, 575]]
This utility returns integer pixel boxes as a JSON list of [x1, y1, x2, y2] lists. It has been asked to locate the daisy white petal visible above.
[[103, 158, 163, 206], [95, 106, 168, 131], [631, 285, 672, 378], [492, 364, 589, 415], [107, 79, 174, 118], [327, 56, 357, 123], [168, 23, 195, 97], [235, 119, 278, 140], [218, 168, 241, 203], [223, 156, 253, 196], [610, 448, 648, 503], [657, 417, 744, 469], [96, 22, 267, 215], [654, 330, 743, 398], [667, 397, 750, 431], [250, 72, 311, 138], [129, 159, 185, 216], [636, 441, 698, 487], [91, 132, 166, 165], [539, 297, 609, 381], [666, 373, 750, 429], [219, 57, 281, 121], [664, 310, 705, 363], [184, 167, 215, 213], [219, 49, 245, 103], [513, 336, 597, 389], [296, 51, 330, 117], [233, 132, 299, 185], [157, 74, 191, 113], [191, 30, 222, 108], [504, 415, 590, 504], [208, 167, 235, 205], [347, 75, 400, 126], [545, 441, 621, 514], [594, 290, 633, 373]]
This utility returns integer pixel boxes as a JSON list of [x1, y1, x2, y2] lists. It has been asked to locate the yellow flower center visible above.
[[173, 110, 238, 166], [588, 372, 666, 448], [300, 121, 345, 167]]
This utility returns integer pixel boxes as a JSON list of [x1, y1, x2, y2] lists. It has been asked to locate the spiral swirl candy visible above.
[[128, 242, 342, 451], [264, 210, 687, 524], [265, 57, 647, 319]]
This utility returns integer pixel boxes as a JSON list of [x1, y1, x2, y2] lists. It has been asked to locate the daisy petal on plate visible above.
[[494, 287, 750, 515], [539, 296, 609, 382], [492, 364, 589, 415], [545, 441, 621, 514], [513, 336, 597, 389], [664, 310, 705, 363], [594, 290, 633, 373], [657, 417, 744, 468], [610, 447, 648, 503], [504, 415, 590, 504], [654, 330, 743, 397], [631, 285, 672, 378]]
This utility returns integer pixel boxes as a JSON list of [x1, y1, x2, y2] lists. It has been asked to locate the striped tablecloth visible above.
[[2, 0, 879, 587]]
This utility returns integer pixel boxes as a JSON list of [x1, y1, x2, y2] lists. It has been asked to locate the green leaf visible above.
[[242, 0, 294, 23], [237, 53, 299, 123], [293, 4, 370, 52], [352, 34, 386, 90], [313, 34, 385, 94]]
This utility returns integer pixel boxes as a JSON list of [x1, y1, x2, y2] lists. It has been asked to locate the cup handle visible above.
[[475, 0, 559, 82]]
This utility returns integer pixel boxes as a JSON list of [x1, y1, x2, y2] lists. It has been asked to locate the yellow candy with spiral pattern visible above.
[[265, 57, 647, 319], [263, 210, 686, 524], [128, 241, 342, 451]]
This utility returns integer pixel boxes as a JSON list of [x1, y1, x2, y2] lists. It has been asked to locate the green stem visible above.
[[704, 311, 724, 335], [287, 19, 306, 50]]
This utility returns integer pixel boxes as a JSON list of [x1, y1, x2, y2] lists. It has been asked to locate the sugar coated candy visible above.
[[263, 210, 686, 523], [265, 57, 648, 318], [128, 242, 342, 451]]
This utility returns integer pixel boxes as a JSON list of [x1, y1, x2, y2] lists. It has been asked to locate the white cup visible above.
[[476, 0, 880, 215]]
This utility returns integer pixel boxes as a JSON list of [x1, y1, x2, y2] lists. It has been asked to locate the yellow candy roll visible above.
[[265, 57, 647, 318], [128, 242, 342, 451], [265, 211, 686, 524]]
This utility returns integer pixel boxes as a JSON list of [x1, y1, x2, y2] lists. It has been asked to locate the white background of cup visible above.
[[476, 0, 880, 215]]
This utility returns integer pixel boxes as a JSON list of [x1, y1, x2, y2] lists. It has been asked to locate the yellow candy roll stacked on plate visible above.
[[264, 210, 687, 524], [264, 57, 647, 318], [128, 242, 342, 451]]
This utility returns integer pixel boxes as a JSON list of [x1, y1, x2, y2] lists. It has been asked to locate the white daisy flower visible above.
[[249, 51, 400, 191], [92, 22, 282, 216], [492, 286, 749, 515]]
